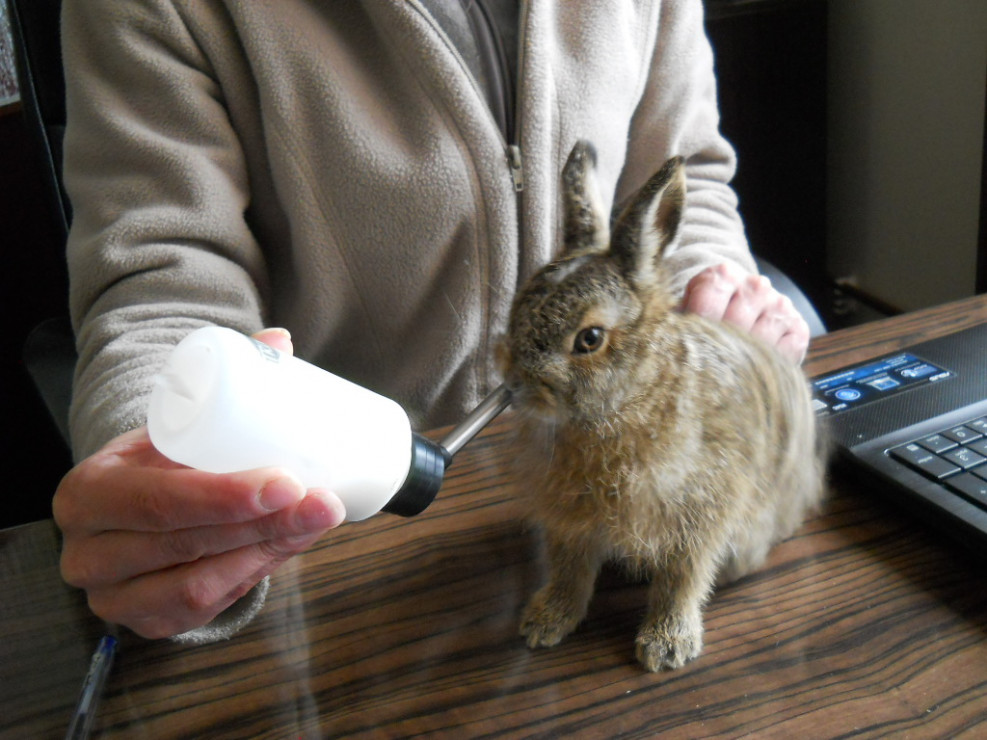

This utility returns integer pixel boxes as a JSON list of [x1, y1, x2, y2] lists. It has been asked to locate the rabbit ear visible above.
[[610, 156, 686, 286], [561, 141, 611, 256]]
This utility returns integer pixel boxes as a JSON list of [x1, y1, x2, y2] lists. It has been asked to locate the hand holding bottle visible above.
[[53, 329, 346, 639]]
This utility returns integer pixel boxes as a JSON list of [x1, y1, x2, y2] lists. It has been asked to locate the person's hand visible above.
[[53, 328, 346, 639], [680, 262, 810, 363]]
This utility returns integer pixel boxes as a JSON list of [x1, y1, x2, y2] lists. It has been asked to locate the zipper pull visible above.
[[508, 145, 524, 192]]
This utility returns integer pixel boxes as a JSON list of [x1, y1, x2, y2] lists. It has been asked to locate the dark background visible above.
[[1, 104, 73, 527]]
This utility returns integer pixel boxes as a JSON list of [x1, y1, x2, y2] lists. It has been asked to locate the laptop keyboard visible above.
[[889, 416, 987, 510]]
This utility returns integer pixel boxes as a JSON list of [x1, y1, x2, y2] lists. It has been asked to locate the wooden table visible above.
[[3, 296, 987, 739]]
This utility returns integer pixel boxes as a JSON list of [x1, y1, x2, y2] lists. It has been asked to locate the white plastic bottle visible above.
[[146, 326, 446, 521]]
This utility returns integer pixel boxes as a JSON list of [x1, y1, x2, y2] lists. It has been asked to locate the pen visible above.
[[65, 634, 118, 740]]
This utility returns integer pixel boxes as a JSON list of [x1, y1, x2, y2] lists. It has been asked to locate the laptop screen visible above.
[[812, 352, 954, 417]]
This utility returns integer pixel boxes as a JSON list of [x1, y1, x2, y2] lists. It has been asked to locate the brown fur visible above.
[[500, 141, 826, 672]]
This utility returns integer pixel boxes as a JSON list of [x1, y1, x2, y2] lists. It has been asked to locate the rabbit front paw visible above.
[[634, 618, 704, 672], [519, 588, 584, 648]]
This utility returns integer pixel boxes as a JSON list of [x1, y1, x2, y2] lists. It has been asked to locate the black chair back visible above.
[[11, 0, 75, 446], [10, 0, 69, 238]]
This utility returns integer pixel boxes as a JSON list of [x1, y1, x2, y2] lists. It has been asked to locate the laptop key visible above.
[[945, 472, 987, 508], [966, 417, 987, 434], [890, 443, 962, 480], [943, 425, 984, 444], [967, 438, 987, 456], [918, 433, 958, 454], [942, 447, 987, 470]]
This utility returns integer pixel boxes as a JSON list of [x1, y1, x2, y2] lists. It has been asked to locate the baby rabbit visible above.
[[501, 141, 826, 672]]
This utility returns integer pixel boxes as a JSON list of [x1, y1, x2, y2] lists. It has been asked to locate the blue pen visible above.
[[65, 635, 118, 740]]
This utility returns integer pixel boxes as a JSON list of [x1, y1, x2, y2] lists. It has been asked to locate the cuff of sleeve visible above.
[[170, 576, 270, 645]]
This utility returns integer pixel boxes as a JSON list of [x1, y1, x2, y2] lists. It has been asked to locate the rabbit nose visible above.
[[502, 369, 539, 400], [503, 371, 523, 392]]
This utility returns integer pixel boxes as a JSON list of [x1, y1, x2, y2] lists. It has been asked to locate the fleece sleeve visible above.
[[62, 0, 269, 461], [61, 0, 272, 645], [617, 0, 756, 295]]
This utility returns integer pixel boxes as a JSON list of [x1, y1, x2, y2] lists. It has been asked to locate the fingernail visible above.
[[268, 327, 291, 341], [259, 475, 304, 511], [294, 490, 346, 531]]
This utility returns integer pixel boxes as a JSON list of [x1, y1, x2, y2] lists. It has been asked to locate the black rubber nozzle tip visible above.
[[382, 433, 448, 517]]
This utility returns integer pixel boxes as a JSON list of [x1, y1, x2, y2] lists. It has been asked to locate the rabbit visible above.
[[499, 140, 826, 673]]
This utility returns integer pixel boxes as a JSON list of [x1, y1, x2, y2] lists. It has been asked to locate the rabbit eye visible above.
[[572, 326, 606, 354]]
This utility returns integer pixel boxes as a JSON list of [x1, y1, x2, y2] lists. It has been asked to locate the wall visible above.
[[827, 0, 987, 311]]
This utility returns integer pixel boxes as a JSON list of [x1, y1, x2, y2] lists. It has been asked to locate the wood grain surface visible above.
[[3, 295, 987, 739]]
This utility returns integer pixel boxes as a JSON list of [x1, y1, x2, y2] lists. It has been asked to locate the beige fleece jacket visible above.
[[62, 0, 753, 462]]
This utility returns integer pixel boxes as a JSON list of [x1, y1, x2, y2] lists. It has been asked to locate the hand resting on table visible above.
[[681, 262, 810, 364]]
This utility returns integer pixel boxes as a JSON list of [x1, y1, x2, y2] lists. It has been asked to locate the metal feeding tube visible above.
[[440, 384, 513, 460]]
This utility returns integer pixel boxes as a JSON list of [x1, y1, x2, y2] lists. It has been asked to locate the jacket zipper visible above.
[[507, 144, 524, 192], [416, 0, 527, 392], [417, 0, 526, 193], [468, 0, 526, 193], [508, 1, 527, 193]]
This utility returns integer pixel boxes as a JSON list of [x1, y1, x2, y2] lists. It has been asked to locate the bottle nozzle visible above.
[[383, 385, 512, 517], [382, 433, 446, 517]]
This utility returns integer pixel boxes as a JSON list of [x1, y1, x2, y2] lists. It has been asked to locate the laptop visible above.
[[811, 321, 987, 553]]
